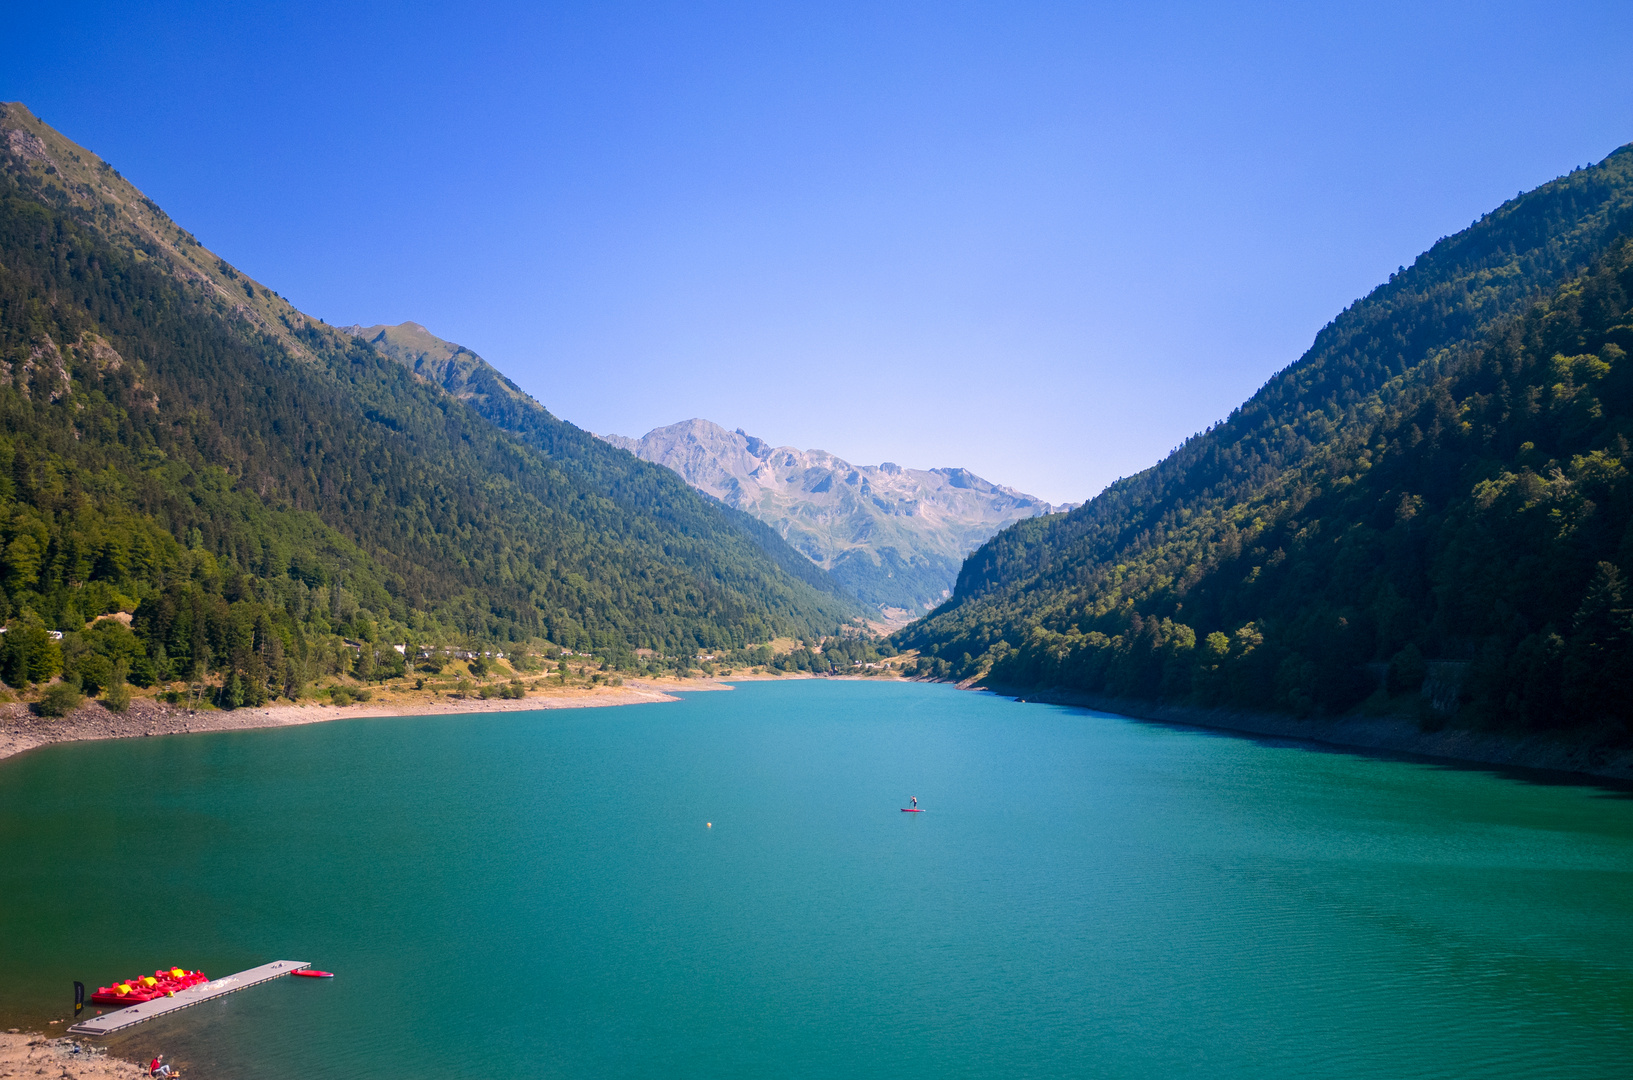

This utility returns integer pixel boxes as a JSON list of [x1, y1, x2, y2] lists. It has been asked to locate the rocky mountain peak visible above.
[[596, 418, 1071, 616]]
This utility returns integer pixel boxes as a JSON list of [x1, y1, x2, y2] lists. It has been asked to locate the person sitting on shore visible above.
[[149, 1053, 173, 1077]]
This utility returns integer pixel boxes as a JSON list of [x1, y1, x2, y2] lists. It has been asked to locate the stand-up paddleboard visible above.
[[292, 969, 334, 978], [901, 807, 924, 812]]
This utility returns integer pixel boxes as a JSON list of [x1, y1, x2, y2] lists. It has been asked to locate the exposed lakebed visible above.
[[1, 681, 1629, 1078]]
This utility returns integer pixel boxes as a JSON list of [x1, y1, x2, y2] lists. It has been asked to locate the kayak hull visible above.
[[90, 968, 207, 1004], [292, 969, 334, 978]]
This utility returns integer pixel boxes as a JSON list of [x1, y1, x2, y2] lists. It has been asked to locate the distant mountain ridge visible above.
[[599, 419, 1071, 614]]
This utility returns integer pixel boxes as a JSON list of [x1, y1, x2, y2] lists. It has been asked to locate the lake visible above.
[[1, 680, 1629, 1078]]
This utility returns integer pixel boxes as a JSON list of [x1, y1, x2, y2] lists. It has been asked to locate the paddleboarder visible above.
[[911, 796, 917, 808]]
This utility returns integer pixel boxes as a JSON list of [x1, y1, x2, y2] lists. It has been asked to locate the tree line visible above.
[[0, 149, 854, 706], [901, 145, 1633, 732]]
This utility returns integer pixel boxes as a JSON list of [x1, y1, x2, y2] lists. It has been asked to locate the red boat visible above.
[[292, 969, 334, 978], [90, 967, 208, 1005]]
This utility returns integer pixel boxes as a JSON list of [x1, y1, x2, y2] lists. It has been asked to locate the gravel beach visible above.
[[0, 677, 741, 764], [0, 1033, 147, 1080]]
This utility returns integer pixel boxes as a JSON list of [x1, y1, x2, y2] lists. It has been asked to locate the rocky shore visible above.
[[0, 1033, 145, 1080], [0, 679, 721, 764], [979, 683, 1633, 784]]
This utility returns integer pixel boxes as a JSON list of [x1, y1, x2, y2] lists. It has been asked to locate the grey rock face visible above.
[[598, 419, 1071, 615]]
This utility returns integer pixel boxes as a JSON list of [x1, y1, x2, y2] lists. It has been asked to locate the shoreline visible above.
[[0, 671, 903, 766], [0, 676, 760, 765], [9, 669, 1628, 783], [0, 1033, 144, 1079], [977, 682, 1633, 784]]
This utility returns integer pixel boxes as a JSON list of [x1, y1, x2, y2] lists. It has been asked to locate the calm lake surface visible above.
[[1, 681, 1630, 1078]]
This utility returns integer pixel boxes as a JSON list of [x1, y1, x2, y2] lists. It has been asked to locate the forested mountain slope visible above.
[[902, 145, 1633, 730], [0, 101, 852, 701], [349, 323, 859, 608], [343, 321, 544, 434]]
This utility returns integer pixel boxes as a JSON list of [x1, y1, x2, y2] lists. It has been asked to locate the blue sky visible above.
[[7, 1, 1633, 502]]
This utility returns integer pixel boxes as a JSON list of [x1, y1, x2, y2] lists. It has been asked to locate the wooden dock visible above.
[[67, 960, 309, 1036]]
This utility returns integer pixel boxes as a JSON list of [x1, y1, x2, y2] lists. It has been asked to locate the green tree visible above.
[[218, 671, 244, 710], [1, 615, 61, 687], [103, 659, 132, 712]]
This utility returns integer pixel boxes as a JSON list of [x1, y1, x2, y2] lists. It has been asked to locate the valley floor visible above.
[[978, 683, 1633, 784]]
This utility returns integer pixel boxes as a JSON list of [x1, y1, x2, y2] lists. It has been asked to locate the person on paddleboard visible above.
[[911, 796, 917, 808]]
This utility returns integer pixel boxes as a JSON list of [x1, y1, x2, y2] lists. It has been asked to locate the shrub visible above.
[[103, 681, 133, 712], [102, 660, 132, 713], [354, 689, 373, 702], [329, 686, 353, 706], [35, 678, 84, 717]]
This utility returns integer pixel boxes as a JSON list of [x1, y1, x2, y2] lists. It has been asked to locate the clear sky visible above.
[[6, 2, 1633, 503]]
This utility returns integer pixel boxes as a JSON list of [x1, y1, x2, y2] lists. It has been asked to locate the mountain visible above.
[[346, 323, 861, 611], [0, 101, 855, 702], [901, 145, 1633, 733], [342, 321, 538, 430], [598, 418, 1069, 615]]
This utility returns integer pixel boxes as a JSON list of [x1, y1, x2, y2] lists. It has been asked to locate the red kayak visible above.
[[90, 967, 207, 1005], [292, 969, 334, 978], [901, 808, 924, 812]]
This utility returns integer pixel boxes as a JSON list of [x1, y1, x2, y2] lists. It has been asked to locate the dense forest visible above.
[[902, 146, 1633, 732], [0, 103, 856, 706], [353, 322, 863, 609]]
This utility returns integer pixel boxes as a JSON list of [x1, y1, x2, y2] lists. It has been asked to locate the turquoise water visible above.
[[1, 681, 1630, 1078]]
